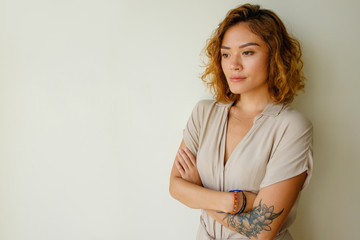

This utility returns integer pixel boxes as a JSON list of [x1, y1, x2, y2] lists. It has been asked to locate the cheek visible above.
[[221, 61, 228, 74], [261, 60, 269, 77], [251, 57, 269, 74], [220, 59, 225, 69]]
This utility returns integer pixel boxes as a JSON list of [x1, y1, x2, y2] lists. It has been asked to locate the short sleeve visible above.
[[182, 100, 209, 157], [260, 112, 313, 189]]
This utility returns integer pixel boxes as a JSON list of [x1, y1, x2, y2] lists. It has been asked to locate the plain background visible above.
[[1, 0, 359, 239]]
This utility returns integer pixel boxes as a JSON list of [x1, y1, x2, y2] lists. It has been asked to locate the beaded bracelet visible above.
[[238, 191, 246, 214], [231, 191, 238, 215], [229, 190, 247, 215]]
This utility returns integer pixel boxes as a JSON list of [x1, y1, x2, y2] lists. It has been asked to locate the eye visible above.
[[243, 51, 254, 56], [221, 53, 230, 58]]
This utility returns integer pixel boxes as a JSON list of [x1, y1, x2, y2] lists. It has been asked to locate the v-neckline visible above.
[[222, 104, 262, 168]]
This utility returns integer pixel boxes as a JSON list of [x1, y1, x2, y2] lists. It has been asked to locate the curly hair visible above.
[[201, 4, 305, 104]]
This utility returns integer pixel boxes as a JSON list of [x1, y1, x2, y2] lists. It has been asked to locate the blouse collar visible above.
[[219, 100, 285, 117]]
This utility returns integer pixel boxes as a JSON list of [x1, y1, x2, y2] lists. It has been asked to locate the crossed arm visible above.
[[169, 139, 306, 240]]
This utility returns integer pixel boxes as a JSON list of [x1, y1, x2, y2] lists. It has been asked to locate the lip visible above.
[[230, 76, 246, 82]]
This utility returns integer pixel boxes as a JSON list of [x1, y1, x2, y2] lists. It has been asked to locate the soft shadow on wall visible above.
[[288, 1, 360, 238]]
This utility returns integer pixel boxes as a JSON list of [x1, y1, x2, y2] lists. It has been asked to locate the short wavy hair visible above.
[[201, 4, 305, 104]]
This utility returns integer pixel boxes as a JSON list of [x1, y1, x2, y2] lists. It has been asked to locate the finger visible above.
[[182, 151, 194, 169], [177, 150, 189, 174], [184, 147, 196, 166], [175, 160, 185, 177], [178, 150, 191, 171]]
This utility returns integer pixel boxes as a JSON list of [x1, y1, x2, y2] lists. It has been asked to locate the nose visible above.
[[230, 57, 242, 71]]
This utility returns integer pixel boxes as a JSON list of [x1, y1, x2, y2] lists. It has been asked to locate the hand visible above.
[[175, 147, 203, 186]]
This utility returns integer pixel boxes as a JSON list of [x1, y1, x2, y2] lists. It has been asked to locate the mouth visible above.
[[230, 76, 246, 82]]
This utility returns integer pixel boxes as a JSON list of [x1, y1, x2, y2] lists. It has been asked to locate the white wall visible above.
[[0, 0, 359, 239]]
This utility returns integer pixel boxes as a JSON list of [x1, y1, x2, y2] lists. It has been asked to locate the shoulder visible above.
[[192, 99, 231, 114], [277, 104, 312, 127], [277, 104, 313, 132], [193, 99, 215, 109]]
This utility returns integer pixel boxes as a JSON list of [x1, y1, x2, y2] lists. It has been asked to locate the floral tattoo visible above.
[[223, 200, 283, 238]]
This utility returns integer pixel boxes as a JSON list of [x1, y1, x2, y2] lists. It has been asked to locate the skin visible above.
[[169, 22, 307, 239], [220, 22, 270, 106]]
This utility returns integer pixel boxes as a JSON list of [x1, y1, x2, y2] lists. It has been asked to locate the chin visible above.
[[229, 87, 246, 95]]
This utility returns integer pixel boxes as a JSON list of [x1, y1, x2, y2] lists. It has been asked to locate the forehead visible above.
[[222, 22, 265, 47]]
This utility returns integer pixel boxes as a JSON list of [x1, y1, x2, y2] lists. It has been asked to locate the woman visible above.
[[169, 4, 313, 240]]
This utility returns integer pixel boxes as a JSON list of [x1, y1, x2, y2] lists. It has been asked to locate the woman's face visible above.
[[221, 22, 269, 98]]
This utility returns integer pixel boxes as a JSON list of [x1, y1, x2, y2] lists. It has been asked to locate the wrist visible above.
[[223, 192, 234, 213], [228, 190, 247, 214]]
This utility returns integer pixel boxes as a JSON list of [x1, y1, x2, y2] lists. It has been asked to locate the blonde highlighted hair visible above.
[[201, 4, 305, 104]]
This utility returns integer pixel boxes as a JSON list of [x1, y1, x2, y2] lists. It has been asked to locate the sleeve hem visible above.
[[259, 167, 311, 190]]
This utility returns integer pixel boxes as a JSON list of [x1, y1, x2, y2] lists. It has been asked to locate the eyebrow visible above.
[[221, 42, 260, 49]]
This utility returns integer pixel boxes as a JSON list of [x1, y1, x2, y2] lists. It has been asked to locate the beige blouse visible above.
[[183, 100, 313, 240]]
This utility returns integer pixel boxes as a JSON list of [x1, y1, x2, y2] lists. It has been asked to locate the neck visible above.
[[234, 91, 271, 113]]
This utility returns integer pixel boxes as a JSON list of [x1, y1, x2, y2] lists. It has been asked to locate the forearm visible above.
[[204, 173, 307, 240], [170, 176, 257, 213], [169, 176, 233, 212], [205, 200, 284, 240], [205, 210, 257, 238], [205, 210, 255, 237]]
